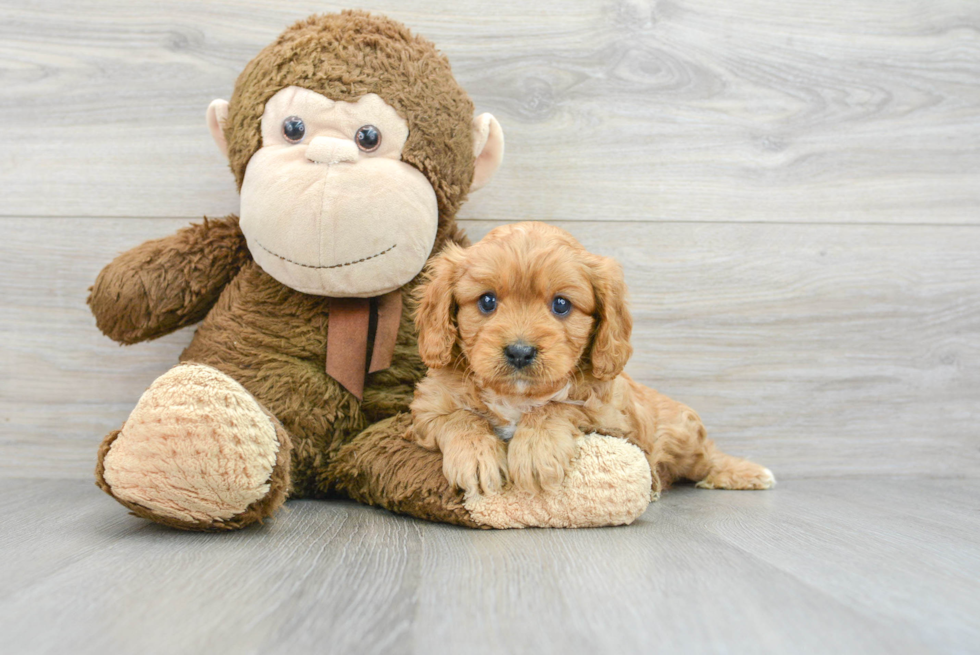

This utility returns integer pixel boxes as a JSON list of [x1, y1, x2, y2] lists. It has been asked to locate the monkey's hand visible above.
[[88, 215, 250, 344]]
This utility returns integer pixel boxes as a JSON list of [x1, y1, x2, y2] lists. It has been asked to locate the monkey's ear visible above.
[[414, 243, 466, 368], [470, 113, 504, 192], [207, 99, 230, 159]]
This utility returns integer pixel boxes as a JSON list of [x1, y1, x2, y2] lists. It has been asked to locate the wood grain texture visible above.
[[0, 0, 977, 223], [2, 217, 977, 480], [1, 478, 977, 654]]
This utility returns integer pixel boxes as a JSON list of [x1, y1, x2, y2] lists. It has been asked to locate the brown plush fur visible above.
[[90, 12, 479, 529], [409, 223, 775, 496], [328, 414, 481, 528], [89, 216, 251, 345]]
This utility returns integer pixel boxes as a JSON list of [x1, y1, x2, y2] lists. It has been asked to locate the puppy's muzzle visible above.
[[504, 341, 537, 370]]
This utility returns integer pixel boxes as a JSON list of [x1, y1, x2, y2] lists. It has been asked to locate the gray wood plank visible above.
[[0, 0, 977, 223], [670, 478, 980, 653], [1, 217, 978, 480], [1, 478, 976, 654], [0, 480, 425, 655]]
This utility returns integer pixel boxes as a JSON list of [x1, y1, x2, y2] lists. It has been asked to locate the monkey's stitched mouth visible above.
[[256, 242, 397, 270]]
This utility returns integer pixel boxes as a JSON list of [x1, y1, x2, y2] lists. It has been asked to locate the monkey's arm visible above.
[[88, 215, 250, 345]]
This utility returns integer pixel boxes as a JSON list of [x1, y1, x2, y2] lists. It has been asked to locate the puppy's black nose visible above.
[[504, 342, 537, 370]]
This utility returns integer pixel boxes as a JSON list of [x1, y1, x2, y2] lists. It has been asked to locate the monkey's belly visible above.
[[178, 261, 369, 497]]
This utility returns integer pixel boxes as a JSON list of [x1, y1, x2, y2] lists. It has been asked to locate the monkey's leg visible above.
[[327, 413, 481, 527], [96, 363, 291, 531], [328, 416, 652, 529]]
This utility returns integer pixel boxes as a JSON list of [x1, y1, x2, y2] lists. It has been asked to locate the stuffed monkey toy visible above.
[[90, 11, 652, 531]]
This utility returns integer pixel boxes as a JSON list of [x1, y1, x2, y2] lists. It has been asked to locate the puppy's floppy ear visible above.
[[587, 254, 633, 380], [414, 243, 466, 368]]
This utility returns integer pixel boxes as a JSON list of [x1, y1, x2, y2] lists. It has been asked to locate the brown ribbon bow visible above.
[[325, 290, 403, 400]]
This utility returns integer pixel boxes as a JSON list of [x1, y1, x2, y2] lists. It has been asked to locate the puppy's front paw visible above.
[[442, 432, 509, 496], [508, 427, 576, 493]]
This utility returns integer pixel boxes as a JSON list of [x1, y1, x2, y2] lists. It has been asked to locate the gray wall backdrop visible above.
[[1, 0, 978, 479]]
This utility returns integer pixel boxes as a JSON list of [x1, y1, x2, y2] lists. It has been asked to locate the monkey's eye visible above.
[[552, 296, 572, 317], [478, 292, 497, 314], [282, 116, 306, 144], [355, 125, 381, 152]]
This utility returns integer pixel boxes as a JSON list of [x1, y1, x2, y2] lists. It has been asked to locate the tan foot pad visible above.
[[465, 434, 653, 529], [102, 364, 283, 525]]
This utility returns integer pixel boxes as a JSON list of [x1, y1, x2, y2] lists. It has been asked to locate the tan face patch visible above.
[[239, 86, 439, 297]]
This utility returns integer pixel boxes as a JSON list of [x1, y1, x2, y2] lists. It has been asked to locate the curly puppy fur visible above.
[[408, 222, 775, 497]]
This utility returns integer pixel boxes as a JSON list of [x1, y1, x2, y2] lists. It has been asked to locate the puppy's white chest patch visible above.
[[486, 400, 523, 442], [481, 384, 572, 442], [494, 420, 520, 442]]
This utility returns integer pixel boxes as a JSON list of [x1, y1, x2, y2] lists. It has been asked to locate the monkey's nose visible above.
[[305, 137, 358, 165], [504, 342, 537, 370]]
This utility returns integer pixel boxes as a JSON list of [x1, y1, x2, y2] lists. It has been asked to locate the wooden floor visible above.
[[1, 478, 977, 655]]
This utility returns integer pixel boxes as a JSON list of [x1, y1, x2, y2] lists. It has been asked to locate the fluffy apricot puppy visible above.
[[409, 222, 775, 497]]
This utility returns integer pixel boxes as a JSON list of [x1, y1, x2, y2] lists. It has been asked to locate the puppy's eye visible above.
[[478, 292, 497, 314], [355, 125, 381, 152], [282, 116, 306, 144], [552, 296, 572, 317]]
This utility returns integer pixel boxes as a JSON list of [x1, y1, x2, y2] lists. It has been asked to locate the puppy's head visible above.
[[415, 222, 632, 395]]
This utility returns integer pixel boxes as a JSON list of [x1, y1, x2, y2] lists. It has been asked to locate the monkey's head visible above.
[[206, 12, 503, 297]]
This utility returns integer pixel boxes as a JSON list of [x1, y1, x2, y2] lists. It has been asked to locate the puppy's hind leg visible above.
[[691, 441, 776, 490], [684, 418, 775, 490], [651, 397, 775, 490]]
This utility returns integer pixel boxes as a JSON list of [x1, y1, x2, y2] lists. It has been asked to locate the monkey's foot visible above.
[[96, 363, 291, 531], [465, 433, 652, 529]]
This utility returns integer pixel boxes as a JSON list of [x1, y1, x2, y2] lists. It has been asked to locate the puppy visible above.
[[409, 222, 775, 497]]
